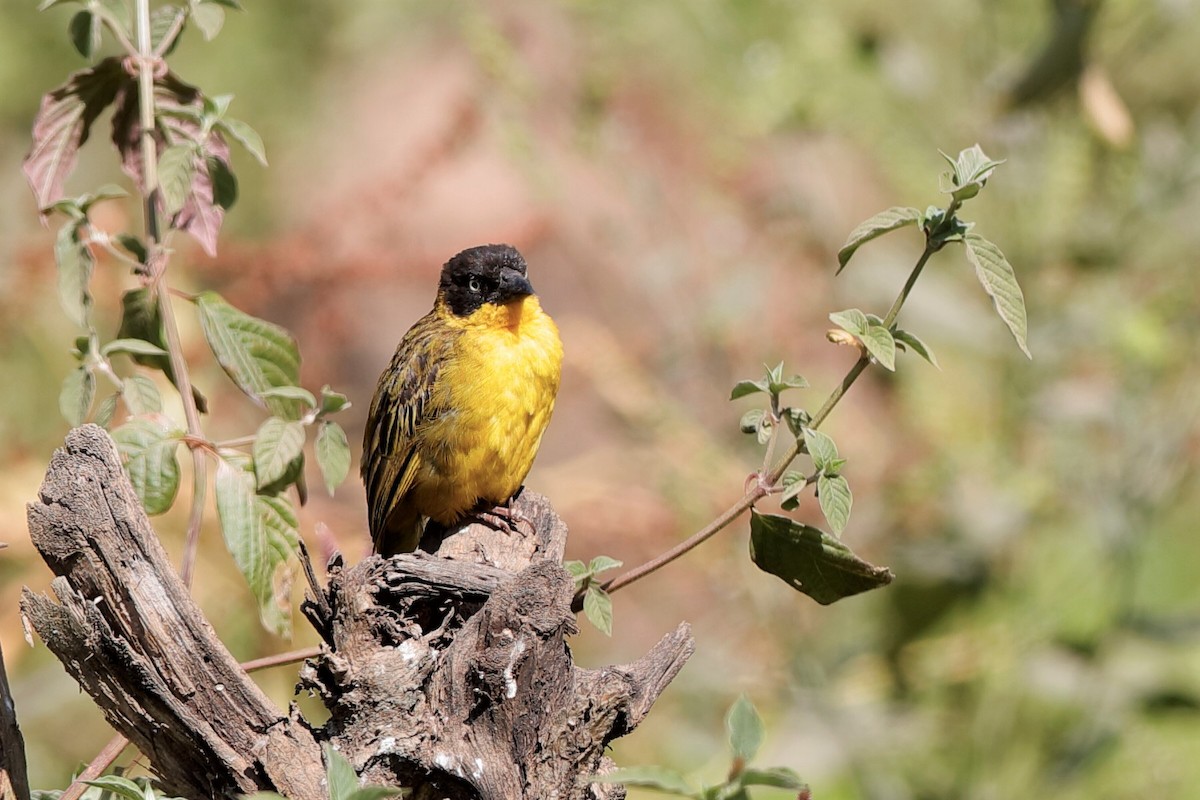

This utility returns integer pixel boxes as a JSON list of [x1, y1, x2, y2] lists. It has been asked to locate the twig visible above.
[[595, 234, 945, 603], [241, 646, 323, 673]]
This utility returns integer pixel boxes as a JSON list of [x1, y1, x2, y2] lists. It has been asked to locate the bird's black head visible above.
[[439, 244, 535, 318]]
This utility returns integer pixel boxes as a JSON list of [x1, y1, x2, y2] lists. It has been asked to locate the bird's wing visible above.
[[361, 313, 455, 551]]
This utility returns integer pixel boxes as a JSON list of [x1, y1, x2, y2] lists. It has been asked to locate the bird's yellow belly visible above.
[[413, 297, 561, 524]]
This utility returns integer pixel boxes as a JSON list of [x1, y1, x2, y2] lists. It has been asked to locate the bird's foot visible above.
[[472, 497, 535, 538]]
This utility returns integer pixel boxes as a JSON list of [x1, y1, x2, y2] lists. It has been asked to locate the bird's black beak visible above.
[[497, 266, 534, 300]]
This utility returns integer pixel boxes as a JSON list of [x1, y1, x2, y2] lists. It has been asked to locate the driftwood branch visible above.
[[21, 425, 694, 799], [0, 639, 31, 800]]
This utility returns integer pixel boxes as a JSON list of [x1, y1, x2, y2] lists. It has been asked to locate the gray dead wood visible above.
[[0, 639, 31, 800], [21, 425, 326, 800], [22, 425, 694, 800]]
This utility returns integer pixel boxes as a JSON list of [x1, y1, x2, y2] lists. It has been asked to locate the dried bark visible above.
[[21, 425, 694, 799], [0, 640, 31, 800]]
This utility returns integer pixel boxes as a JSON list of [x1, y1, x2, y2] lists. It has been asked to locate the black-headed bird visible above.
[[362, 244, 563, 555]]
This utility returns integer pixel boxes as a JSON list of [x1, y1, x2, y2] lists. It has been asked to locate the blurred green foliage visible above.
[[3, 0, 1199, 798]]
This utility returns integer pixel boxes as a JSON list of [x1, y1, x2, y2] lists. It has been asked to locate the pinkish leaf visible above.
[[23, 58, 131, 214]]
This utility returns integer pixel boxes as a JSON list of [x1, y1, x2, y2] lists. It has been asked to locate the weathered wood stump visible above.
[[21, 425, 694, 799]]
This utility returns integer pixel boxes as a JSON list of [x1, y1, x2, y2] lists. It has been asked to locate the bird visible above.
[[361, 244, 563, 556]]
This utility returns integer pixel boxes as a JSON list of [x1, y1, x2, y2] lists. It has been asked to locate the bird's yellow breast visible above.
[[410, 295, 562, 523]]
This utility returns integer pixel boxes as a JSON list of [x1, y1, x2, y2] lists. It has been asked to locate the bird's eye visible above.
[[468, 277, 482, 293]]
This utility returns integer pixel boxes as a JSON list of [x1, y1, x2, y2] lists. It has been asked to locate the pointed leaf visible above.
[[219, 117, 267, 165], [83, 777, 145, 800], [121, 373, 162, 415], [315, 421, 351, 496], [738, 767, 806, 790], [893, 328, 940, 369], [59, 366, 95, 426], [828, 308, 868, 336], [563, 560, 588, 580], [588, 555, 623, 575], [583, 585, 614, 636], [112, 416, 181, 515], [103, 338, 169, 358], [749, 510, 893, 604], [730, 380, 767, 400], [755, 414, 773, 445], [259, 385, 316, 407], [157, 143, 195, 215], [817, 473, 852, 536], [802, 427, 838, 472], [68, 11, 101, 59], [739, 408, 764, 435], [319, 385, 350, 415], [726, 695, 764, 763], [196, 291, 303, 418], [24, 58, 130, 211], [54, 220, 94, 327], [324, 744, 359, 800], [963, 234, 1031, 358], [860, 323, 896, 371], [208, 154, 237, 210], [95, 392, 119, 427], [98, 0, 132, 33], [589, 766, 696, 795], [253, 417, 306, 489], [150, 4, 186, 54], [780, 470, 806, 511], [190, 1, 224, 39], [216, 457, 265, 605], [837, 207, 921, 273], [256, 493, 298, 636]]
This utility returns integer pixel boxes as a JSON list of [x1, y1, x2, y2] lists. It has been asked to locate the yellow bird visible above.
[[362, 244, 563, 555]]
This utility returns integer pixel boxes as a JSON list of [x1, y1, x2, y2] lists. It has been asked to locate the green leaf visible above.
[[324, 744, 359, 800], [196, 291, 303, 418], [346, 790, 405, 800], [738, 767, 806, 790], [80, 183, 128, 208], [59, 366, 95, 426], [112, 417, 181, 515], [780, 470, 806, 511], [54, 220, 94, 327], [216, 456, 265, 607], [942, 144, 1005, 202], [205, 0, 243, 8], [157, 143, 195, 215], [583, 585, 614, 636], [755, 414, 773, 446], [259, 385, 316, 408], [254, 417, 307, 490], [802, 427, 838, 472], [589, 766, 696, 796], [859, 323, 896, 371], [319, 385, 350, 415], [836, 207, 921, 273], [219, 117, 268, 166], [782, 406, 810, 437], [150, 4, 186, 55], [189, 0, 224, 39], [95, 392, 119, 427], [739, 408, 764, 435], [748, 510, 893, 605], [730, 380, 767, 400], [563, 559, 588, 580], [257, 493, 298, 636], [115, 232, 147, 264], [122, 373, 162, 415], [315, 421, 351, 496], [208, 155, 237, 210], [103, 338, 169, 358], [893, 328, 940, 369], [98, 0, 132, 33], [83, 776, 145, 800], [828, 308, 868, 336], [817, 473, 852, 536], [588, 555, 623, 574], [68, 10, 100, 58], [962, 233, 1031, 358], [726, 695, 764, 763]]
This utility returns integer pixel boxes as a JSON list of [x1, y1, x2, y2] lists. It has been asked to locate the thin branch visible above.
[[57, 735, 129, 800], [241, 646, 323, 673], [598, 235, 945, 602]]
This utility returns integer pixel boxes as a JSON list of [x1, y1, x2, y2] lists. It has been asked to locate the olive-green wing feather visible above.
[[361, 312, 456, 554]]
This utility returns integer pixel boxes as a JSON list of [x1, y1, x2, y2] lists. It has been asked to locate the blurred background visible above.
[[2, 0, 1200, 797]]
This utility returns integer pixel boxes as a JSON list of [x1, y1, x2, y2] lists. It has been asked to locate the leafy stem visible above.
[[133, 0, 207, 588], [593, 229, 940, 604]]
